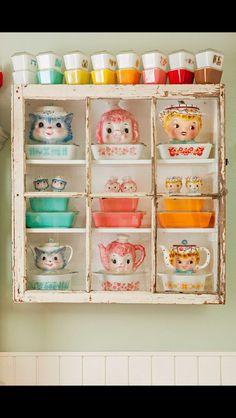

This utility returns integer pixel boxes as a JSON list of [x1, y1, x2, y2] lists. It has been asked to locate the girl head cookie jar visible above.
[[96, 107, 139, 144], [159, 101, 203, 144], [29, 106, 73, 144]]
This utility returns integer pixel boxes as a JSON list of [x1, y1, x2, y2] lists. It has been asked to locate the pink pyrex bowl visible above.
[[92, 211, 145, 227], [99, 198, 139, 212]]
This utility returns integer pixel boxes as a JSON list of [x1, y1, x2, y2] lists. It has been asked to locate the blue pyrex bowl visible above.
[[27, 271, 72, 290], [26, 211, 78, 228], [29, 197, 69, 212], [37, 69, 64, 84]]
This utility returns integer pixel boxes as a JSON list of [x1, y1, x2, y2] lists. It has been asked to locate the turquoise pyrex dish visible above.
[[37, 69, 64, 84], [26, 211, 78, 228], [29, 197, 69, 212]]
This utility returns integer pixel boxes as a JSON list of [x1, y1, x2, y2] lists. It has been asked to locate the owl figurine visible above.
[[120, 176, 137, 193], [33, 176, 49, 192], [105, 177, 120, 193], [51, 176, 67, 192]]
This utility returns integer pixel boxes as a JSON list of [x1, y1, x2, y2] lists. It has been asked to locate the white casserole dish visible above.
[[63, 51, 89, 71], [168, 50, 195, 71], [91, 143, 145, 160], [26, 144, 77, 160], [157, 143, 212, 159], [195, 49, 224, 70], [13, 70, 37, 84], [142, 50, 168, 71], [157, 272, 212, 292]]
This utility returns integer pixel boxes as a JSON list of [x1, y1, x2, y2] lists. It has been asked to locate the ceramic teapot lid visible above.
[[36, 238, 61, 252], [159, 101, 204, 122], [172, 240, 197, 254], [33, 106, 67, 116], [116, 234, 130, 243]]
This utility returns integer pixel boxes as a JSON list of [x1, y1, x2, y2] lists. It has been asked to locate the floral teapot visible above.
[[30, 238, 73, 271], [160, 239, 210, 274], [98, 234, 146, 274]]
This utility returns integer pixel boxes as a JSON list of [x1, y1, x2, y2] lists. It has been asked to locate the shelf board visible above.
[[26, 228, 86, 233], [26, 159, 86, 165], [22, 290, 220, 304], [157, 158, 217, 165], [158, 228, 217, 233], [92, 193, 153, 198], [24, 192, 85, 198], [92, 228, 152, 233], [92, 159, 151, 165]]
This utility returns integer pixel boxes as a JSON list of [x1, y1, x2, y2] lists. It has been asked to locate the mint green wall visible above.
[[0, 32, 235, 352]]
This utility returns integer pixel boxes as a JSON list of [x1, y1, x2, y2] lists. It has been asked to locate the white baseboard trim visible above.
[[0, 352, 236, 385]]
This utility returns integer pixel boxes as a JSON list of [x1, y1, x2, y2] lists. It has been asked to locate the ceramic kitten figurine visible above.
[[29, 106, 73, 144], [33, 177, 49, 191], [96, 107, 139, 144], [51, 176, 67, 192], [34, 247, 66, 271]]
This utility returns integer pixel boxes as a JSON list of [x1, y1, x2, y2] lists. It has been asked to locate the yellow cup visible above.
[[91, 69, 116, 84], [64, 69, 90, 85]]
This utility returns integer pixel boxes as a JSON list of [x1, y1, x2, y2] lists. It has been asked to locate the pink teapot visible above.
[[98, 234, 146, 274]]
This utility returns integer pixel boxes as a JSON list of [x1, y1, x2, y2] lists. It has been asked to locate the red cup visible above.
[[142, 68, 167, 84], [168, 68, 194, 84]]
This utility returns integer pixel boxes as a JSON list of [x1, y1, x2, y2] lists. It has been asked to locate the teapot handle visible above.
[[29, 245, 36, 258], [65, 245, 73, 264], [133, 245, 146, 271], [197, 247, 211, 270]]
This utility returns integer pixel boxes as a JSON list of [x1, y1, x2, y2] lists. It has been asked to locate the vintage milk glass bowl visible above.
[[11, 52, 37, 72], [142, 50, 168, 71], [36, 51, 62, 71], [116, 51, 140, 70], [91, 51, 116, 71], [63, 51, 89, 71]]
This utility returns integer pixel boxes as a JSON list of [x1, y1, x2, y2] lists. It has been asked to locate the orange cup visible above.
[[116, 68, 141, 84]]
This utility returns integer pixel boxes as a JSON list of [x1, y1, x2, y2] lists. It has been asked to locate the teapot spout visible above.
[[160, 245, 174, 270], [98, 243, 109, 271]]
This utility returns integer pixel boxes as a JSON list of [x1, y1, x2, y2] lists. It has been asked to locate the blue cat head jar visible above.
[[29, 106, 73, 144]]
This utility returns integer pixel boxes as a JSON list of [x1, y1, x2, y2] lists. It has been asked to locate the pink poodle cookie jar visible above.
[[98, 234, 146, 274], [96, 107, 139, 144]]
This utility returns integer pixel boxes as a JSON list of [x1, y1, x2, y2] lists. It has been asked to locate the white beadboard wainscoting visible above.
[[0, 352, 236, 385]]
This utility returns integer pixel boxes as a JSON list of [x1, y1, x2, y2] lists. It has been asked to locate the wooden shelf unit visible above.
[[12, 84, 226, 304]]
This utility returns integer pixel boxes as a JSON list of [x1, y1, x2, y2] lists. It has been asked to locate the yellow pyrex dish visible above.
[[64, 69, 90, 85]]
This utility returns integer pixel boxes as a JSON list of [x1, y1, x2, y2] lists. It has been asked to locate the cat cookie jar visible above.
[[98, 234, 146, 274], [29, 106, 73, 144], [30, 239, 73, 272]]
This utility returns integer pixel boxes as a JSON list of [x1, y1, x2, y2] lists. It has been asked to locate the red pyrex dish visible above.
[[92, 211, 145, 227], [99, 198, 139, 212], [168, 69, 194, 84], [0, 71, 3, 88]]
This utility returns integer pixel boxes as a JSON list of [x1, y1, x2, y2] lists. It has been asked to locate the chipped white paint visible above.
[[0, 352, 236, 385], [12, 84, 226, 304]]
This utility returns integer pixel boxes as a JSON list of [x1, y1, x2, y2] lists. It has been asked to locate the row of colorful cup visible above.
[[11, 49, 224, 85]]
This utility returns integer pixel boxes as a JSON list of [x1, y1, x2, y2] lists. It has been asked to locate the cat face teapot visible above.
[[30, 238, 73, 271], [29, 106, 73, 144]]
